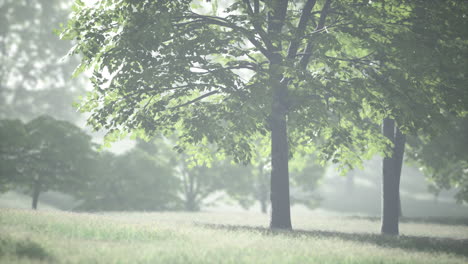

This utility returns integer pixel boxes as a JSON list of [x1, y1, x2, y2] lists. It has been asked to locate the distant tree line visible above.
[[0, 115, 325, 212]]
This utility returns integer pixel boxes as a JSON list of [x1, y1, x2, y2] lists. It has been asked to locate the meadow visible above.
[[1, 208, 467, 263]]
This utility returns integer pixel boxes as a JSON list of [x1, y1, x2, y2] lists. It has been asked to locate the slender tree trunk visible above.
[[185, 173, 198, 211], [257, 160, 269, 214], [260, 198, 268, 214], [381, 118, 405, 235], [394, 128, 406, 218], [31, 177, 41, 210]]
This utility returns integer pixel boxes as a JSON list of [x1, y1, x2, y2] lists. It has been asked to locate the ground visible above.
[[1, 209, 467, 264]]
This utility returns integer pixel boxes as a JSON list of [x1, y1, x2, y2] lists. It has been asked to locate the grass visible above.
[[0, 209, 467, 263]]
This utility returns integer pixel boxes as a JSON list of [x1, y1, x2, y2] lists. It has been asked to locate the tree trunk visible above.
[[185, 195, 198, 211], [394, 128, 406, 218], [260, 198, 268, 214], [185, 173, 198, 211], [267, 0, 291, 230], [269, 92, 291, 229], [31, 177, 41, 210], [381, 118, 405, 235], [269, 59, 291, 229]]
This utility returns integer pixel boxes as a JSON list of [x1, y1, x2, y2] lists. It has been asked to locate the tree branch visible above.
[[254, 0, 259, 14], [286, 0, 317, 60], [267, 0, 289, 33], [243, 0, 275, 53], [171, 90, 219, 109], [300, 0, 332, 69], [181, 13, 274, 60]]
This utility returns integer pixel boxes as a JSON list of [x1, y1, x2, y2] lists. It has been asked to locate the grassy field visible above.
[[0, 209, 467, 263]]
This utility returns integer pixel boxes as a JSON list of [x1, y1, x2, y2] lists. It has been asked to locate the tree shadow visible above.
[[196, 223, 468, 257], [347, 215, 468, 227]]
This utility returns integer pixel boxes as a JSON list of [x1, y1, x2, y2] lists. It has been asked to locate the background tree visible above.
[[77, 149, 180, 211], [354, 0, 468, 235], [406, 116, 468, 204], [0, 0, 85, 121], [0, 115, 96, 209], [137, 137, 233, 211]]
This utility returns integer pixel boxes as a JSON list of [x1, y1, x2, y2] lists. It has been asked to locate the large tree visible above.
[[61, 0, 465, 230], [366, 1, 468, 235], [61, 0, 379, 229]]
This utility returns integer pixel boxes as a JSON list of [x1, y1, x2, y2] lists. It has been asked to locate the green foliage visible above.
[[61, 0, 388, 167], [406, 117, 468, 203], [77, 148, 180, 211], [61, 0, 468, 204], [0, 116, 95, 201]]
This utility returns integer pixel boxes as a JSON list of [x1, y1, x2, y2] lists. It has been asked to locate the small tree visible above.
[[0, 116, 95, 209], [136, 137, 227, 211], [77, 149, 180, 211]]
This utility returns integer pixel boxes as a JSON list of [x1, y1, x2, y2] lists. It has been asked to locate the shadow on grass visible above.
[[347, 216, 468, 227], [196, 223, 468, 257], [0, 237, 52, 261]]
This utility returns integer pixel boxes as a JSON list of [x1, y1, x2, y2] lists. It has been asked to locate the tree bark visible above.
[[381, 118, 405, 235], [267, 0, 291, 230], [31, 177, 41, 210], [269, 58, 291, 229], [269, 88, 291, 229], [394, 128, 406, 218]]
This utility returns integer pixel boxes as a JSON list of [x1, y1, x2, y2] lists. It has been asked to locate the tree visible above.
[[62, 0, 465, 230], [0, 116, 96, 209], [365, 1, 468, 235], [136, 137, 230, 211], [406, 116, 468, 204], [0, 0, 85, 121], [77, 149, 180, 211]]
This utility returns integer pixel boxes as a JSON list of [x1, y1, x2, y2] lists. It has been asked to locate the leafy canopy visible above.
[[61, 0, 467, 169]]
